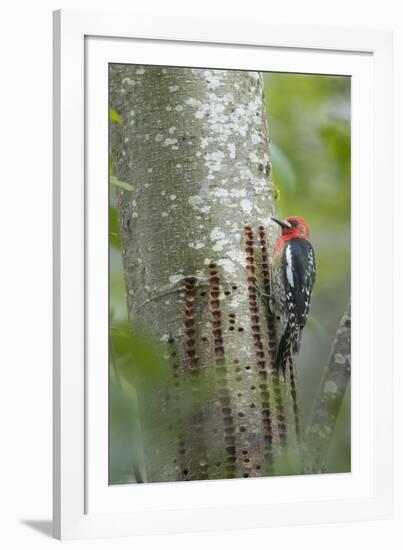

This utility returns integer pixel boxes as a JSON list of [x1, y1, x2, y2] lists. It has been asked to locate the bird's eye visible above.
[[290, 220, 298, 227]]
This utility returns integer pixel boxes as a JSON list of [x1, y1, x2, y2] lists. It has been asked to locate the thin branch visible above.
[[305, 302, 351, 473]]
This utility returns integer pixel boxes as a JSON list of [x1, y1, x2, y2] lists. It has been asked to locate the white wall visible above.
[[0, 0, 401, 548]]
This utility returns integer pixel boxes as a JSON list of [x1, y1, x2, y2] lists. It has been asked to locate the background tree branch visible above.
[[305, 303, 351, 473]]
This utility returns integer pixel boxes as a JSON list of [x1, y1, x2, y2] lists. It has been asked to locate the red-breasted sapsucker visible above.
[[270, 216, 316, 377]]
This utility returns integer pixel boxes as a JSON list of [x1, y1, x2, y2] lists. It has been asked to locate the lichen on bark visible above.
[[305, 303, 351, 473], [109, 64, 299, 482]]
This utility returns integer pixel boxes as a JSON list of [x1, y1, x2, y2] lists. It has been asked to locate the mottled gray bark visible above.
[[109, 65, 299, 482], [305, 303, 351, 473]]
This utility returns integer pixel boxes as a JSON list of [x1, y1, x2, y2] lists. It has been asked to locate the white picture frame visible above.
[[53, 9, 393, 540]]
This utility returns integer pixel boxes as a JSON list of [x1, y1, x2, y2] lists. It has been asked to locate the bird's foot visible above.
[[253, 283, 271, 299]]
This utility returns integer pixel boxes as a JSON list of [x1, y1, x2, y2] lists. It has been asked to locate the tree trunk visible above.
[[305, 303, 351, 473], [109, 65, 299, 482]]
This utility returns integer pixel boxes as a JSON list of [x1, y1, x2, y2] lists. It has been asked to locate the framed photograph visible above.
[[53, 9, 393, 540]]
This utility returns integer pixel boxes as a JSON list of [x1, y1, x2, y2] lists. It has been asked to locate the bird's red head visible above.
[[272, 216, 311, 241]]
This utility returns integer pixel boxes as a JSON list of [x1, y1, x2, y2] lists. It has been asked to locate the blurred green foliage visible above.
[[109, 71, 351, 483]]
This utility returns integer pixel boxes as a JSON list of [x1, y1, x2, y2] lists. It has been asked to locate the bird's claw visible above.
[[253, 283, 271, 299]]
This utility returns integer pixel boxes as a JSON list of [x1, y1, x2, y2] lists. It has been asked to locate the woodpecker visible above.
[[270, 216, 316, 377]]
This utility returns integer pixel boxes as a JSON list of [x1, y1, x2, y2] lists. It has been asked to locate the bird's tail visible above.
[[275, 322, 299, 378], [275, 326, 302, 445]]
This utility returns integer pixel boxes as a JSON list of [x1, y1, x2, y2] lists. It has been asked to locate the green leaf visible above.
[[109, 207, 121, 249], [110, 176, 134, 192], [109, 324, 169, 387], [109, 376, 143, 484], [109, 109, 121, 124]]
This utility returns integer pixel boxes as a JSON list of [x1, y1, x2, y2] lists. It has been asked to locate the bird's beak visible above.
[[271, 216, 292, 229]]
